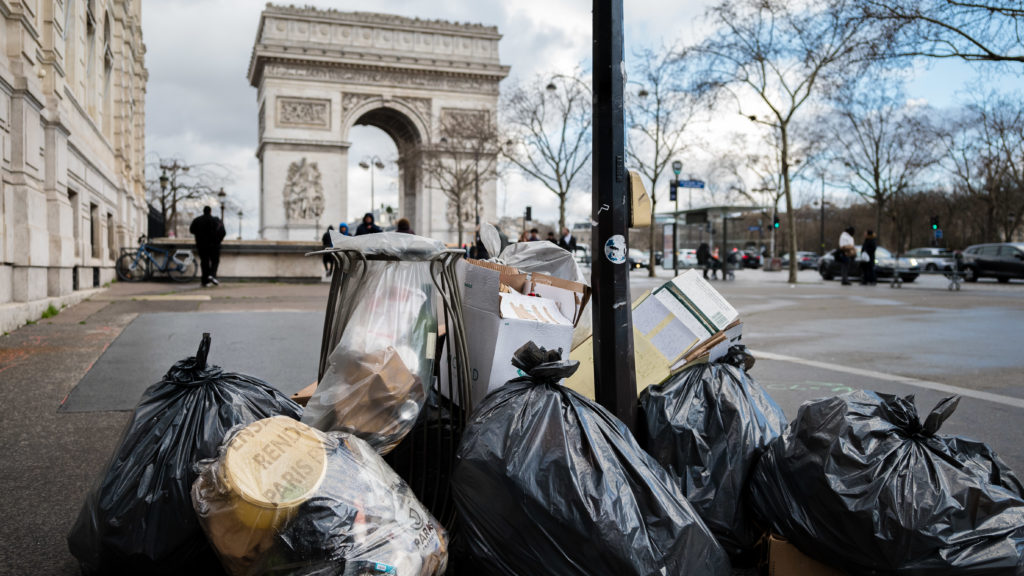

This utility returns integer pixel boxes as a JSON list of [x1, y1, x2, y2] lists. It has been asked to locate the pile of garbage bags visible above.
[[191, 416, 447, 576], [452, 342, 731, 576], [67, 334, 303, 576], [749, 391, 1024, 574], [639, 346, 786, 559]]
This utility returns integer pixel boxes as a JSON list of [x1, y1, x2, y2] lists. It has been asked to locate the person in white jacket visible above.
[[838, 226, 856, 285]]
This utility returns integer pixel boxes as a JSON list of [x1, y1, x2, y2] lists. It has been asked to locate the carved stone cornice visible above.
[[263, 5, 502, 37], [262, 62, 501, 95]]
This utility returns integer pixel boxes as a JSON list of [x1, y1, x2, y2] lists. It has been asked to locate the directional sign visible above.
[[678, 179, 705, 189], [748, 225, 762, 231], [935, 229, 944, 240]]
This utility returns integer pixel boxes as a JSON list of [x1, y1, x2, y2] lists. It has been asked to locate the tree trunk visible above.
[[782, 126, 798, 283], [874, 196, 883, 243], [648, 197, 657, 277], [559, 193, 566, 233]]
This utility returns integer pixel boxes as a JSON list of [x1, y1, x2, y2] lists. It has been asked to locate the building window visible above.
[[90, 202, 100, 259], [69, 190, 80, 258], [102, 13, 113, 137], [107, 213, 117, 261], [65, 0, 77, 88], [86, 0, 96, 116]]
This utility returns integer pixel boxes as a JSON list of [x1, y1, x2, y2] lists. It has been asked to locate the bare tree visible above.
[[940, 93, 1024, 243], [695, 0, 880, 282], [860, 0, 1024, 64], [828, 78, 939, 243], [146, 157, 233, 237], [420, 110, 500, 247], [502, 71, 592, 232], [627, 46, 706, 277]]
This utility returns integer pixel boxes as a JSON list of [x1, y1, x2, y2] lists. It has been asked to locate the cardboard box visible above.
[[564, 270, 740, 399], [766, 535, 844, 576], [456, 259, 590, 408]]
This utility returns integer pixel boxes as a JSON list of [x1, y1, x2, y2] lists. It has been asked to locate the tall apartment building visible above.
[[0, 0, 146, 329]]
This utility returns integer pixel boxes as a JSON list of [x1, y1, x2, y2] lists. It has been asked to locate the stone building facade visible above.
[[248, 5, 508, 242], [0, 0, 146, 328]]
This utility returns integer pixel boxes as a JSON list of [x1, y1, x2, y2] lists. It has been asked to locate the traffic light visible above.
[[773, 214, 780, 229], [669, 181, 678, 202], [525, 206, 532, 221], [930, 216, 939, 230]]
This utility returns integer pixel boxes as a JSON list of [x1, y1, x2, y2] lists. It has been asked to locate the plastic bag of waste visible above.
[[191, 416, 447, 576], [303, 234, 440, 454], [639, 348, 785, 559], [749, 391, 1024, 575], [67, 333, 303, 576], [451, 341, 731, 576]]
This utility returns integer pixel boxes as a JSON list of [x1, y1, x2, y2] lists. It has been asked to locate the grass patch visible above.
[[79, 320, 87, 325], [41, 304, 60, 319], [25, 319, 36, 326]]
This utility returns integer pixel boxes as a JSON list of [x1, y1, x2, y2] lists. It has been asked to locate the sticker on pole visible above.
[[604, 234, 627, 264]]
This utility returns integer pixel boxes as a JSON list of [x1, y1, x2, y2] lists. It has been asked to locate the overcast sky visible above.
[[142, 0, 1006, 239]]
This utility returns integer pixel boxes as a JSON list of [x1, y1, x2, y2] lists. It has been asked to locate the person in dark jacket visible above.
[[321, 225, 335, 277], [697, 242, 712, 279], [189, 206, 226, 287], [355, 212, 381, 235], [395, 218, 414, 234], [861, 230, 878, 285], [557, 227, 577, 254]]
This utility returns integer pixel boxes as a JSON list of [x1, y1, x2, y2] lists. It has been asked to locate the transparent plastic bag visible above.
[[192, 416, 447, 576], [303, 258, 438, 454]]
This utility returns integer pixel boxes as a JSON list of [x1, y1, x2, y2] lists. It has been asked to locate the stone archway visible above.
[[248, 5, 509, 241]]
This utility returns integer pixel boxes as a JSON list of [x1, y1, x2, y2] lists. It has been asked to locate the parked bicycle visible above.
[[116, 236, 197, 282]]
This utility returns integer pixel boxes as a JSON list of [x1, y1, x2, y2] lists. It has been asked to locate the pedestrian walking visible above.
[[861, 230, 878, 285], [321, 224, 334, 277], [395, 218, 414, 234], [338, 222, 350, 237], [697, 242, 712, 279], [190, 206, 226, 287], [557, 227, 577, 253], [356, 212, 381, 235], [546, 231, 557, 244], [838, 226, 856, 286], [528, 228, 540, 242]]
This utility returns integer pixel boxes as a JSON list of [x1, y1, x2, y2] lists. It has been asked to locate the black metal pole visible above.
[[592, 0, 636, 431]]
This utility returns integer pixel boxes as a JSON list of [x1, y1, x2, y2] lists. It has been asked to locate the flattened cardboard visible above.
[[767, 535, 844, 576]]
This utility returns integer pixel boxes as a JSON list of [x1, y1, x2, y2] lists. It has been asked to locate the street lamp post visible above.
[[358, 156, 386, 218], [217, 188, 227, 221], [237, 210, 243, 240], [672, 160, 682, 275], [820, 174, 826, 255]]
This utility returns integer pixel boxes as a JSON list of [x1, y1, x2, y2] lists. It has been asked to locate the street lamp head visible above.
[[374, 160, 385, 170], [217, 188, 226, 201], [672, 160, 682, 176], [158, 172, 169, 191], [358, 160, 370, 170], [545, 81, 557, 92], [637, 87, 649, 98]]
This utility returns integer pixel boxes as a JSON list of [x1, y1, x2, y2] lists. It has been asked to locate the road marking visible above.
[[754, 350, 1024, 410], [131, 294, 212, 301]]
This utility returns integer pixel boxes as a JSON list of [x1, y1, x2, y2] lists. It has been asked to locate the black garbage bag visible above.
[[67, 333, 303, 576], [639, 348, 786, 559], [749, 390, 1024, 575], [452, 342, 731, 576]]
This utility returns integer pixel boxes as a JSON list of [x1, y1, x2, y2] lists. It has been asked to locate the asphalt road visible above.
[[1, 269, 1022, 575]]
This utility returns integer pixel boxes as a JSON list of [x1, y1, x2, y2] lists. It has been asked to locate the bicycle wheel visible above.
[[116, 252, 150, 282], [168, 256, 198, 283]]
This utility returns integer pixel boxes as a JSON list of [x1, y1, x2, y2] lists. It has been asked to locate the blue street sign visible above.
[[748, 225, 761, 231], [935, 229, 944, 239], [678, 179, 705, 189]]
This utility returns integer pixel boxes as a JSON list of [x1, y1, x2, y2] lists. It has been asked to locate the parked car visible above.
[[905, 247, 955, 272], [740, 249, 762, 269], [781, 251, 820, 270], [679, 248, 699, 268], [962, 242, 1024, 283], [818, 246, 920, 282], [628, 254, 649, 270]]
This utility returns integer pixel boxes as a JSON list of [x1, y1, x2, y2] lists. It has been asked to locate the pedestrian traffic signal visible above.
[[773, 214, 780, 229], [930, 216, 939, 230]]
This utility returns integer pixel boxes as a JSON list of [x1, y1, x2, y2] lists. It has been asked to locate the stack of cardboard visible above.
[[565, 269, 741, 399], [454, 258, 591, 408]]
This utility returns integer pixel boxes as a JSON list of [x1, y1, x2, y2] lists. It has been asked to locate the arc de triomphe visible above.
[[248, 5, 509, 241]]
